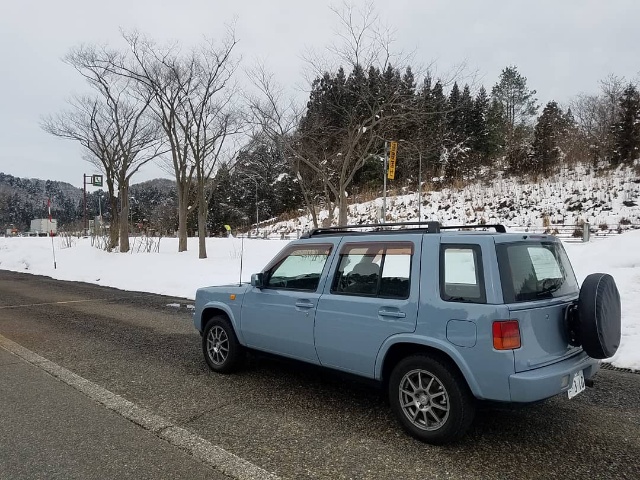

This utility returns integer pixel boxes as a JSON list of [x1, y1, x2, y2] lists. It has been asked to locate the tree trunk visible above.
[[197, 208, 207, 259], [324, 183, 333, 227], [176, 182, 189, 252], [119, 184, 130, 253], [108, 194, 119, 251], [297, 171, 318, 228], [338, 190, 348, 226]]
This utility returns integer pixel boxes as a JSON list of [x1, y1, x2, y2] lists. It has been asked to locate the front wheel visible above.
[[202, 316, 244, 374], [389, 355, 475, 444]]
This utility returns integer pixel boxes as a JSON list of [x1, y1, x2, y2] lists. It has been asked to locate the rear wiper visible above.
[[535, 282, 562, 297]]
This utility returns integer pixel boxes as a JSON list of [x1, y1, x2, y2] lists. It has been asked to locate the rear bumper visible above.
[[508, 352, 600, 403]]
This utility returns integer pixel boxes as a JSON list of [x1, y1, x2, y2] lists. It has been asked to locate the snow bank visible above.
[[564, 230, 640, 370], [0, 236, 288, 300]]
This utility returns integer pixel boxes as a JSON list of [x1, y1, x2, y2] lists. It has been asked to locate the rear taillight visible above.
[[493, 320, 521, 350]]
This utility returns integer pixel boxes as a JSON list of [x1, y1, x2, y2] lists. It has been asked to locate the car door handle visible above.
[[378, 309, 406, 318], [295, 300, 315, 309]]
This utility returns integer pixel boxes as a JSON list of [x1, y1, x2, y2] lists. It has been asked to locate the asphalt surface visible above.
[[0, 270, 639, 480], [0, 348, 229, 480]]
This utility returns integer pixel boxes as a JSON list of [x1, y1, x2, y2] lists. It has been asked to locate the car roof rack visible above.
[[301, 222, 506, 238]]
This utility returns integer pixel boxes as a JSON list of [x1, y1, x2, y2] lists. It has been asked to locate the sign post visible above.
[[387, 141, 398, 180], [83, 174, 103, 235], [382, 141, 398, 222]]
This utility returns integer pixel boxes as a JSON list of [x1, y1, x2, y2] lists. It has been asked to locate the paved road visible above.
[[0, 347, 229, 480], [0, 270, 639, 479]]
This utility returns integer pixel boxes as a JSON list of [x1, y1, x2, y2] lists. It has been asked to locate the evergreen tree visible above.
[[486, 98, 507, 162], [423, 81, 449, 178], [444, 83, 475, 180], [531, 101, 565, 176], [491, 66, 538, 132], [470, 86, 490, 161], [448, 82, 462, 137], [611, 84, 640, 166], [460, 85, 475, 140], [491, 66, 538, 172]]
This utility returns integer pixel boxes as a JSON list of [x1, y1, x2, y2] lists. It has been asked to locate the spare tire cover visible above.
[[577, 273, 621, 359]]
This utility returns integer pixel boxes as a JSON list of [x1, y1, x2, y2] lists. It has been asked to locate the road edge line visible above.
[[0, 333, 280, 480]]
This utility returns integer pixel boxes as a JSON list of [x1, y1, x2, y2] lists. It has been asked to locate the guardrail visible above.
[[507, 223, 640, 242], [236, 222, 640, 242]]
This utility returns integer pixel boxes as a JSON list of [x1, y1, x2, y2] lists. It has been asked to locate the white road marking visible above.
[[0, 333, 280, 480], [0, 299, 108, 309]]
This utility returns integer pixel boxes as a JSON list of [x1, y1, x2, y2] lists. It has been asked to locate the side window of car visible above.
[[264, 245, 332, 291], [331, 242, 413, 299], [440, 245, 486, 303]]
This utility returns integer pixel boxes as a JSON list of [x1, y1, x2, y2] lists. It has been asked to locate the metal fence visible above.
[[507, 223, 640, 242], [235, 222, 640, 242]]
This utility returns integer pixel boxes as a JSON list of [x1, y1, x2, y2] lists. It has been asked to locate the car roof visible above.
[[295, 222, 560, 244]]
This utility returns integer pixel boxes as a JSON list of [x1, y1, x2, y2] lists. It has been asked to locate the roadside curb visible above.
[[0, 333, 280, 480]]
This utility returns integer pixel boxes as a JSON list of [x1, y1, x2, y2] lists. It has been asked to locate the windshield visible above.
[[496, 241, 578, 303]]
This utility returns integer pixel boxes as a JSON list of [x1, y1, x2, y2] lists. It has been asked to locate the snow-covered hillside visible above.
[[263, 163, 640, 235]]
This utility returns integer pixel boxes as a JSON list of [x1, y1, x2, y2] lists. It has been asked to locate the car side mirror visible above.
[[250, 273, 263, 288]]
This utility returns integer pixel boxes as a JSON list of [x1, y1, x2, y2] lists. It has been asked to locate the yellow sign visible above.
[[223, 224, 231, 231], [387, 141, 398, 180]]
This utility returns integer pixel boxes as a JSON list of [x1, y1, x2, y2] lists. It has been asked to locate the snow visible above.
[[261, 163, 640, 236], [564, 232, 640, 370], [0, 236, 288, 300], [1, 231, 639, 370]]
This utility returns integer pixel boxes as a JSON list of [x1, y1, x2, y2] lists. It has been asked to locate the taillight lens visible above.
[[493, 320, 521, 350]]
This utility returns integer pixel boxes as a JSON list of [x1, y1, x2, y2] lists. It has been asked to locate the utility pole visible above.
[[83, 174, 88, 235], [82, 174, 103, 236], [382, 140, 388, 222], [418, 152, 422, 222], [98, 192, 102, 234], [255, 178, 259, 235]]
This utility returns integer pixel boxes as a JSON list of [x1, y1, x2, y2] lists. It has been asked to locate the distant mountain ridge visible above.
[[0, 173, 177, 231]]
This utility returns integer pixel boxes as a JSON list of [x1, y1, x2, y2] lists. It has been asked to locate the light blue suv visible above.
[[193, 222, 621, 444]]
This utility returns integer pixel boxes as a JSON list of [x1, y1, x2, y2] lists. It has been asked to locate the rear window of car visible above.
[[496, 241, 579, 303]]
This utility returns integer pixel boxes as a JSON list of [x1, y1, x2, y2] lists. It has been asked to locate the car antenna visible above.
[[238, 235, 245, 286]]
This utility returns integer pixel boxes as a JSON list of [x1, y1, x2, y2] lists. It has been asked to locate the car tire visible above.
[[577, 273, 621, 359], [202, 315, 244, 373], [388, 355, 476, 445]]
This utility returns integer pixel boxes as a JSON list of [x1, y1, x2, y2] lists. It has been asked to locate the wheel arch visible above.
[[199, 302, 244, 343], [376, 337, 482, 398]]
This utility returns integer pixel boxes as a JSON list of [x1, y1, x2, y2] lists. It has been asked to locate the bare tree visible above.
[[300, 3, 424, 225], [44, 45, 163, 252], [246, 65, 327, 228], [571, 75, 626, 165], [249, 2, 425, 226], [245, 68, 321, 222], [43, 96, 121, 249], [187, 107, 242, 258], [96, 30, 241, 253]]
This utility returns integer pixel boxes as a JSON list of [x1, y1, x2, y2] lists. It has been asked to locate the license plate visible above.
[[567, 370, 586, 399]]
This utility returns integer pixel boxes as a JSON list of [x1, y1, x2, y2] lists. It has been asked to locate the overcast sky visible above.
[[1, 0, 638, 187]]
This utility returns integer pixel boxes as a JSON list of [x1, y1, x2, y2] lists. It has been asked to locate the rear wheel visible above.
[[202, 316, 244, 373], [389, 355, 475, 445]]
